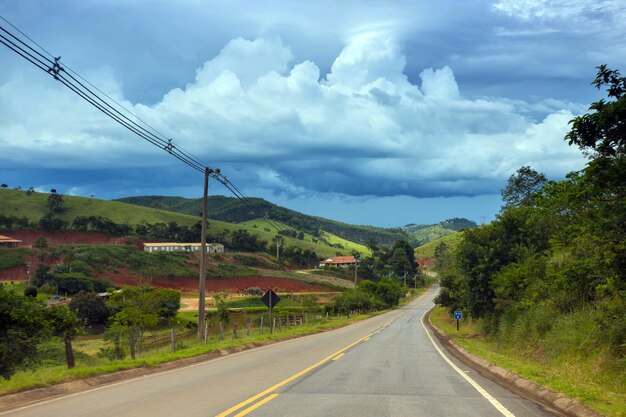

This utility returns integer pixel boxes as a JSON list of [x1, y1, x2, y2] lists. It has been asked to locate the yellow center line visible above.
[[214, 322, 390, 417], [232, 394, 279, 417], [364, 337, 370, 341], [332, 353, 345, 361]]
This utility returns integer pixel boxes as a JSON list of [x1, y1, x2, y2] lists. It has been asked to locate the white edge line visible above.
[[420, 310, 516, 417]]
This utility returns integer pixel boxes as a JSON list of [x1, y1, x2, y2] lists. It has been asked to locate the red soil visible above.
[[0, 266, 27, 281], [104, 271, 330, 294], [7, 231, 127, 247]]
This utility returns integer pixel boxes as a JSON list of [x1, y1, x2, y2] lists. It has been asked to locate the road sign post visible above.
[[453, 310, 462, 331], [261, 288, 281, 334]]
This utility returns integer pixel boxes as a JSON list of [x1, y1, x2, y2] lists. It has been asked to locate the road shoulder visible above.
[[425, 308, 604, 417]]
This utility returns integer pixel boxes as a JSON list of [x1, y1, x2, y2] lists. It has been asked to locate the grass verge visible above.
[[430, 306, 625, 417], [0, 289, 426, 397]]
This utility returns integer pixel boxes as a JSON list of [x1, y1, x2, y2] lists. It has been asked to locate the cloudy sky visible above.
[[1, 0, 624, 227]]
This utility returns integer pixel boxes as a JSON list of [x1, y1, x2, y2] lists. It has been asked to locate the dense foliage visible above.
[[436, 67, 626, 360], [0, 285, 49, 379]]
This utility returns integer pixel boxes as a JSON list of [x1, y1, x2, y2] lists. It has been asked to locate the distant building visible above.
[[0, 234, 22, 248], [143, 242, 224, 254], [319, 256, 359, 268]]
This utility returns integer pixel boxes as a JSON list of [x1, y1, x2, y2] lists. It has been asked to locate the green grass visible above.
[[406, 224, 457, 247], [414, 232, 464, 260], [0, 189, 368, 259], [430, 306, 626, 417], [0, 248, 28, 269], [242, 218, 371, 258]]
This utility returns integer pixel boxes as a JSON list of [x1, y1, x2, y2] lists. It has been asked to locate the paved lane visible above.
[[1, 288, 555, 417]]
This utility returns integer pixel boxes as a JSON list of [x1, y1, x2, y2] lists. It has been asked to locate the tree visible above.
[[365, 238, 379, 253], [501, 166, 547, 209], [46, 192, 65, 213], [389, 239, 416, 277], [23, 286, 38, 298], [107, 286, 178, 359], [0, 285, 49, 379], [1, 183, 7, 188], [434, 241, 452, 270], [46, 305, 83, 369], [69, 292, 111, 326], [33, 236, 49, 249], [567, 65, 625, 159]]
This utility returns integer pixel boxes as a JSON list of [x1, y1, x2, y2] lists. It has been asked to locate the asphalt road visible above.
[[1, 287, 556, 417]]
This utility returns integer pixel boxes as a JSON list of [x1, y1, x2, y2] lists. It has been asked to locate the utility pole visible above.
[[276, 237, 281, 261], [198, 168, 212, 341], [353, 254, 360, 293]]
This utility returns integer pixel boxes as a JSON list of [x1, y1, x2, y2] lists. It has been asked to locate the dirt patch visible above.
[[105, 273, 332, 293], [0, 266, 27, 281], [7, 231, 128, 247]]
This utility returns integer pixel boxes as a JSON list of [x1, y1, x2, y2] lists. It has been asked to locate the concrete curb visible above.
[[425, 309, 605, 417]]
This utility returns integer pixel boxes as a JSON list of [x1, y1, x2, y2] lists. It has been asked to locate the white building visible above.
[[143, 242, 224, 253]]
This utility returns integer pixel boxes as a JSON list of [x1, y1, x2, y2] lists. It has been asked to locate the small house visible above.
[[142, 242, 224, 254], [318, 255, 359, 269], [0, 234, 22, 248]]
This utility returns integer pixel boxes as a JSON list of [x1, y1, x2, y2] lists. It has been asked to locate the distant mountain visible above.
[[116, 195, 407, 246]]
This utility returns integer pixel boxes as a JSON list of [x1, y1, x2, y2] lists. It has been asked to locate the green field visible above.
[[414, 232, 464, 260]]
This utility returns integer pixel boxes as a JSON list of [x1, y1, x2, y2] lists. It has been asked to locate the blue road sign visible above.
[[453, 311, 462, 320]]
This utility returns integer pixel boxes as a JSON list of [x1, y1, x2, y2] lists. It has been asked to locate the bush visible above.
[[23, 286, 38, 298]]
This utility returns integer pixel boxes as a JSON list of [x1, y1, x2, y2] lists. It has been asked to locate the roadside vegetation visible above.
[[433, 66, 626, 417], [0, 279, 426, 396]]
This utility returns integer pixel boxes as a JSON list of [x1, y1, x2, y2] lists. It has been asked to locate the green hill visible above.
[[414, 232, 465, 260], [116, 195, 406, 245], [403, 217, 477, 247], [0, 189, 368, 258]]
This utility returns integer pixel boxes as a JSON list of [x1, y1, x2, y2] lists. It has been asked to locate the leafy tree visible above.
[[365, 238, 379, 253], [23, 286, 38, 298], [434, 241, 452, 270], [566, 65, 625, 159], [107, 286, 179, 359], [69, 292, 111, 325], [46, 192, 65, 213], [33, 236, 48, 249], [389, 239, 416, 277], [0, 285, 49, 379], [0, 183, 7, 188], [38, 213, 66, 232], [46, 305, 83, 368], [501, 166, 547, 209]]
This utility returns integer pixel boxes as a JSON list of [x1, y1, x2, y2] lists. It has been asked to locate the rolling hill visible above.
[[0, 189, 368, 258], [116, 195, 407, 245]]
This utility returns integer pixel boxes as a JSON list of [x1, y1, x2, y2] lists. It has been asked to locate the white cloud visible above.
[[0, 33, 586, 198]]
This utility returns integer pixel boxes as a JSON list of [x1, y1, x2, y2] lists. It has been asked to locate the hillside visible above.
[[0, 189, 368, 258], [414, 232, 465, 261], [116, 195, 407, 245], [403, 217, 477, 247]]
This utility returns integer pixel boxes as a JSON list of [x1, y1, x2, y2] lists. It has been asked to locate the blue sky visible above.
[[1, 0, 624, 227]]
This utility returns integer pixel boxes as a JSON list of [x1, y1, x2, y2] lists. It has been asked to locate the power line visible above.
[[1, 17, 292, 239], [0, 19, 209, 174]]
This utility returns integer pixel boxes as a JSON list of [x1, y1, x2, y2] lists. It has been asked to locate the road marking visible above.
[[214, 329, 377, 417], [0, 289, 434, 417], [420, 310, 516, 417], [233, 394, 279, 417], [332, 353, 345, 361]]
